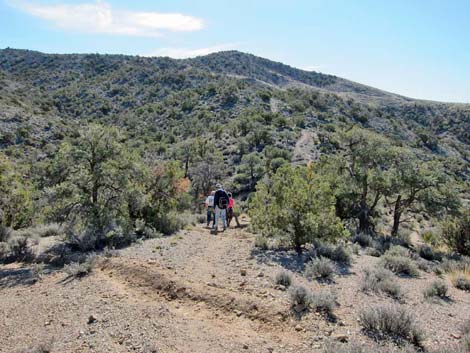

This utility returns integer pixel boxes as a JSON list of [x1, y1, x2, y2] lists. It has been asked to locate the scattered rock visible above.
[[240, 269, 247, 276], [274, 285, 286, 291], [451, 333, 462, 339], [295, 324, 303, 332], [87, 315, 97, 324], [243, 344, 249, 350], [333, 334, 348, 343]]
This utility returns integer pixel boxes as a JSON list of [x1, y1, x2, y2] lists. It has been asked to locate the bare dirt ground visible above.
[[1, 222, 469, 353], [292, 130, 319, 164]]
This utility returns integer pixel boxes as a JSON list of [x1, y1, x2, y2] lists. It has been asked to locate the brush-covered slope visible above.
[[0, 48, 469, 180]]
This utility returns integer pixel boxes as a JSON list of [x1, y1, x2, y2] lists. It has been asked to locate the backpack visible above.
[[218, 193, 229, 209]]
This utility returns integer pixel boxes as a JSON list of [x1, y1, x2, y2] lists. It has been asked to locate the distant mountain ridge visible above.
[[0, 47, 469, 180]]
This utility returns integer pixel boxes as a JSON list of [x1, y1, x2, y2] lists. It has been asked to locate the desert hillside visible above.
[[1, 49, 469, 353]]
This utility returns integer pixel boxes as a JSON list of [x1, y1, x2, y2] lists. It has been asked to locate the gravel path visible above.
[[0, 223, 469, 352]]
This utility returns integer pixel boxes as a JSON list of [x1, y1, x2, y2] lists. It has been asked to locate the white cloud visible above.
[[11, 1, 204, 37], [145, 43, 239, 59]]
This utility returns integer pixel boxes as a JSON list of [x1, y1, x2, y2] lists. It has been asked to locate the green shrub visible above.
[[353, 233, 373, 248], [0, 224, 12, 242], [450, 268, 470, 291], [360, 304, 424, 346], [416, 259, 432, 273], [196, 214, 206, 224], [275, 271, 292, 287], [423, 280, 448, 299], [351, 244, 361, 255], [15, 223, 62, 238], [289, 285, 311, 311], [385, 245, 410, 258], [64, 254, 96, 278], [304, 257, 335, 281], [310, 290, 337, 316], [365, 247, 382, 257], [380, 248, 419, 277], [0, 242, 10, 262], [5, 235, 35, 262], [417, 245, 442, 261], [332, 244, 352, 265], [254, 235, 269, 250], [156, 211, 189, 235], [362, 268, 402, 299], [249, 164, 347, 254], [441, 209, 470, 256], [315, 242, 352, 265], [422, 230, 441, 247]]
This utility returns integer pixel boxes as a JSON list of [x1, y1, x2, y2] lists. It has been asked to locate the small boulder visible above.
[[87, 315, 97, 324]]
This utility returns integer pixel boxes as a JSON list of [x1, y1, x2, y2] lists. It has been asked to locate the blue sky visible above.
[[1, 0, 469, 103]]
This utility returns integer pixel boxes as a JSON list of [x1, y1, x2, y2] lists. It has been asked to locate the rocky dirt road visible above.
[[1, 223, 468, 353]]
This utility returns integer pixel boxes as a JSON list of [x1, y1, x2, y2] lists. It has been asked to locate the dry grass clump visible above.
[[450, 265, 470, 291], [275, 271, 292, 288], [304, 257, 335, 281], [359, 304, 424, 347], [362, 267, 402, 300]]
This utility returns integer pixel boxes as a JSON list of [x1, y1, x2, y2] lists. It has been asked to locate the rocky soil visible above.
[[0, 221, 469, 353]]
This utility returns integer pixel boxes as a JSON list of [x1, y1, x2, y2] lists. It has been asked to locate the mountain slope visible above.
[[0, 48, 469, 180]]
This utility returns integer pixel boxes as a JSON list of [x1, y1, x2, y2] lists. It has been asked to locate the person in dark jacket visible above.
[[213, 184, 229, 232]]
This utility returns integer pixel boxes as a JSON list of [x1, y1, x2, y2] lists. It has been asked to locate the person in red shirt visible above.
[[227, 192, 235, 228]]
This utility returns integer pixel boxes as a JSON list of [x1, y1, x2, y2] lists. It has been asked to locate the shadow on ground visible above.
[[251, 248, 355, 277], [0, 267, 38, 289], [251, 248, 309, 273]]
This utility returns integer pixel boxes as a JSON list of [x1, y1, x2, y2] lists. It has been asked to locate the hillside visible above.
[[0, 48, 469, 183], [1, 48, 470, 353]]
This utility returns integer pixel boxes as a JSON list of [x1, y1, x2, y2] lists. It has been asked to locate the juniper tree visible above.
[[249, 164, 347, 253]]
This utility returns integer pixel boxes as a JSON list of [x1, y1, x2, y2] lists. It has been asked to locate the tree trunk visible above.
[[92, 180, 98, 205], [184, 156, 189, 178], [358, 200, 372, 234], [391, 195, 402, 237]]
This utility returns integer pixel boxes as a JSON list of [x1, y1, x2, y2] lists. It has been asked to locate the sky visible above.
[[1, 0, 469, 103]]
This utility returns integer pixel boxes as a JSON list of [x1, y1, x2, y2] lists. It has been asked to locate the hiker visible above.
[[205, 190, 215, 228], [227, 192, 234, 227], [227, 192, 241, 228], [213, 184, 229, 232]]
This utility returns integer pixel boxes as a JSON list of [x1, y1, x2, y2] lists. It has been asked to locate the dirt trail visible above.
[[292, 130, 318, 164], [1, 223, 469, 353]]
